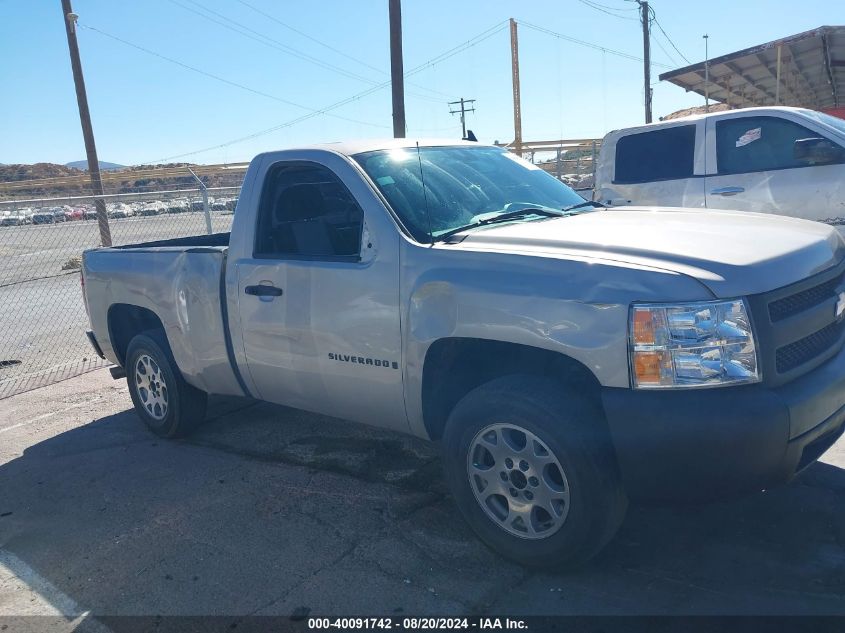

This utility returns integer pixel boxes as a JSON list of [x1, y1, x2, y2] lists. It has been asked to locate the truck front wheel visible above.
[[442, 375, 627, 568], [125, 332, 207, 438]]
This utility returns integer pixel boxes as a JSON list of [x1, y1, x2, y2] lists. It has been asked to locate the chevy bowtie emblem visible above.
[[837, 290, 845, 320]]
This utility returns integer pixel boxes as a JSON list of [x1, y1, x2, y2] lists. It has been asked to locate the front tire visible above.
[[126, 332, 207, 438], [442, 375, 627, 568]]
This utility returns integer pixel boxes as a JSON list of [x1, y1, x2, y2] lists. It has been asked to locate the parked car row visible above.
[[0, 196, 239, 227]]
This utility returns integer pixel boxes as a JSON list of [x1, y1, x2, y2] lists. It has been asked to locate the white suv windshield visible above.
[[354, 146, 587, 242], [801, 109, 845, 137]]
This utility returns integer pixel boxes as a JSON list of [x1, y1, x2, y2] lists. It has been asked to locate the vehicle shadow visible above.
[[0, 397, 843, 618]]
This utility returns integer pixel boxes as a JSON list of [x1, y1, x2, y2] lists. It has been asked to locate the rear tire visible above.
[[125, 331, 207, 438], [442, 374, 627, 568]]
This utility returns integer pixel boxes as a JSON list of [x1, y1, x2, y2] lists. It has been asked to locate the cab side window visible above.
[[255, 162, 363, 259], [715, 116, 842, 175], [614, 124, 696, 184]]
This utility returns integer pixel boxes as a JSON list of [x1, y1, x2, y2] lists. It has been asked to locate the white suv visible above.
[[595, 106, 845, 224]]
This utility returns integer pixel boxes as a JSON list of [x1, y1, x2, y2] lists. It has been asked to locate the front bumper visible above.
[[602, 342, 845, 501]]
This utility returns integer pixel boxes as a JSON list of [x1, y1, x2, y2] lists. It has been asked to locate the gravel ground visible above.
[[0, 368, 844, 625]]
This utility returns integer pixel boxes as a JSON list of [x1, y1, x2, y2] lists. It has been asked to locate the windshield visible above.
[[353, 146, 589, 242], [801, 109, 845, 137]]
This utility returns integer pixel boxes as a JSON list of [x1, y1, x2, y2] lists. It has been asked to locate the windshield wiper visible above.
[[435, 208, 563, 242], [561, 200, 604, 213]]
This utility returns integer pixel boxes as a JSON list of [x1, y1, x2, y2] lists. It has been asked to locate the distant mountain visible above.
[[65, 160, 126, 171]]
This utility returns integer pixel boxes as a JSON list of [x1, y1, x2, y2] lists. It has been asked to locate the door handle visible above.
[[244, 285, 283, 297], [710, 186, 745, 196]]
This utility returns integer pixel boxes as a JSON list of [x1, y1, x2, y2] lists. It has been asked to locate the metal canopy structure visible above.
[[658, 26, 844, 111]]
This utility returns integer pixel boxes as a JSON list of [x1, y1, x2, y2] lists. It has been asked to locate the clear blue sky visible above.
[[0, 0, 838, 166]]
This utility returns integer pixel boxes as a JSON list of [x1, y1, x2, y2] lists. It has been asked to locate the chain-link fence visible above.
[[508, 139, 602, 196], [0, 173, 243, 399]]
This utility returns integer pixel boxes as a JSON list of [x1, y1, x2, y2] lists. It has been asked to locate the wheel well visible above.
[[107, 304, 165, 366], [421, 338, 602, 441]]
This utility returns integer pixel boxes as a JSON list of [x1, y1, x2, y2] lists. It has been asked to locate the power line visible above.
[[235, 0, 387, 76], [649, 9, 691, 64], [651, 28, 682, 66], [401, 21, 508, 75], [519, 19, 671, 68], [168, 0, 448, 104], [234, 0, 453, 100], [170, 0, 380, 87], [234, 0, 453, 101], [77, 24, 390, 130], [145, 21, 510, 163], [574, 0, 638, 21], [580, 0, 639, 11]]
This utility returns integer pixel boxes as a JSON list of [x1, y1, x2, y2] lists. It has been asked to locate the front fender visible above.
[[401, 244, 711, 438]]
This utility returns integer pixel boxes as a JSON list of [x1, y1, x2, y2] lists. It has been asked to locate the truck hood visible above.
[[456, 207, 845, 297]]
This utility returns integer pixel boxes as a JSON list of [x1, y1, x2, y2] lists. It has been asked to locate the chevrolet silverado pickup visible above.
[[82, 140, 845, 567]]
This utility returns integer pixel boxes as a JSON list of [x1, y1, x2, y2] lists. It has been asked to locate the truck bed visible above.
[[110, 231, 230, 250], [82, 234, 243, 398]]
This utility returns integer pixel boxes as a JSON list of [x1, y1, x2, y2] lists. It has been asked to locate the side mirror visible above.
[[794, 137, 845, 165]]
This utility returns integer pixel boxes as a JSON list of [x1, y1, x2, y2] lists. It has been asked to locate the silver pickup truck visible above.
[[82, 139, 845, 567]]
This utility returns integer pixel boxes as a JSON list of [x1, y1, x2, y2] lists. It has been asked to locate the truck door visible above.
[[233, 156, 407, 432], [704, 112, 845, 222], [596, 121, 705, 208]]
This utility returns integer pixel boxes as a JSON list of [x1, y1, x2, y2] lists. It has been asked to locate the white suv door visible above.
[[596, 120, 706, 208], [704, 111, 845, 223]]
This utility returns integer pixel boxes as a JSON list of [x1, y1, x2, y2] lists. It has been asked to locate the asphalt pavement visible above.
[[0, 369, 844, 625]]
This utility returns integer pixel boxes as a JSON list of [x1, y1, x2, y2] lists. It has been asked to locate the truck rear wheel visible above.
[[125, 332, 207, 438], [442, 374, 627, 568]]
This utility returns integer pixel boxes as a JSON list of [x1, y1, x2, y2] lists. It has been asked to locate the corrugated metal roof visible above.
[[658, 26, 844, 110]]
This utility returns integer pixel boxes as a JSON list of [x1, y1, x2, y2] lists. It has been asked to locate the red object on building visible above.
[[821, 107, 845, 120]]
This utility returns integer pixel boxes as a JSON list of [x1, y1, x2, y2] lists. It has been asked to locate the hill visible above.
[[661, 103, 732, 121], [0, 161, 244, 199], [65, 160, 126, 171], [0, 163, 81, 182]]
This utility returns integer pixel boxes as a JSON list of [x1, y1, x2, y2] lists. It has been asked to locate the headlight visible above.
[[629, 299, 759, 389]]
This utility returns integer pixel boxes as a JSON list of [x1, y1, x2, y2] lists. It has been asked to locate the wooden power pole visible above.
[[61, 0, 111, 246], [449, 98, 476, 139], [638, 1, 652, 124], [509, 18, 522, 156], [388, 0, 406, 138]]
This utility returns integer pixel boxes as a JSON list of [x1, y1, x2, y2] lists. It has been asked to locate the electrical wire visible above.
[[651, 30, 682, 67], [168, 0, 448, 104], [519, 20, 671, 68], [234, 0, 455, 100], [649, 9, 691, 65], [235, 0, 386, 76], [580, 0, 640, 11], [574, 0, 639, 21], [143, 21, 509, 163], [77, 24, 391, 130], [169, 0, 382, 87]]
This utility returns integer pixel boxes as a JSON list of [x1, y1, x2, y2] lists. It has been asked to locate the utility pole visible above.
[[703, 34, 710, 112], [61, 0, 111, 246], [637, 1, 652, 124], [388, 0, 406, 138], [449, 98, 476, 139], [509, 18, 522, 156]]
